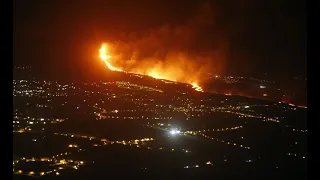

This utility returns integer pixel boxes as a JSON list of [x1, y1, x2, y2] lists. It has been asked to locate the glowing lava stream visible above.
[[99, 43, 203, 92], [99, 44, 123, 72], [191, 83, 203, 92]]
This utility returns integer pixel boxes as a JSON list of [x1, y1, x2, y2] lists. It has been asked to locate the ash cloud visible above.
[[109, 2, 228, 83]]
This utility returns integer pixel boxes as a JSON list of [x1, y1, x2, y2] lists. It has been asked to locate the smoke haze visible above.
[[104, 2, 228, 84]]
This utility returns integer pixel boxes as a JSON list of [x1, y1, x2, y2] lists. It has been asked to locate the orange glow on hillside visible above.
[[191, 83, 203, 92], [99, 44, 123, 72], [98, 43, 203, 92]]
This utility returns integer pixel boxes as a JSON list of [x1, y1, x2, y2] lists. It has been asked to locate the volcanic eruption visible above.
[[98, 43, 204, 92]]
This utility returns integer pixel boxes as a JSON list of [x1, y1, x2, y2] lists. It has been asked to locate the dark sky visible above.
[[13, 0, 306, 80]]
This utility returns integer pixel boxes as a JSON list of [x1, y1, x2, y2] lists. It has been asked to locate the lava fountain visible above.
[[99, 43, 123, 72]]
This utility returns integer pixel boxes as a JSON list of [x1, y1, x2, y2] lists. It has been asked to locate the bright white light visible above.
[[244, 106, 250, 108], [170, 130, 177, 135], [170, 129, 182, 135], [260, 85, 266, 89]]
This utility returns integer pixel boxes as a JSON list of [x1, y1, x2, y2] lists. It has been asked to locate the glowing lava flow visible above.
[[99, 44, 123, 72], [191, 83, 203, 92], [99, 43, 203, 92]]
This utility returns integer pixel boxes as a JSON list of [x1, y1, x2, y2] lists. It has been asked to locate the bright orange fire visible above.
[[99, 43, 204, 92], [99, 44, 123, 72], [191, 83, 203, 92]]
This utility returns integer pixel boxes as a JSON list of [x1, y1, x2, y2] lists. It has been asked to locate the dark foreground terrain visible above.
[[13, 70, 307, 180]]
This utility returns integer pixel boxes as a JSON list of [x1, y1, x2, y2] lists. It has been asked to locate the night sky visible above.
[[13, 0, 306, 80]]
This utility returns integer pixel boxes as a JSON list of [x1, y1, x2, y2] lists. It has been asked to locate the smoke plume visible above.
[[107, 2, 228, 84]]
